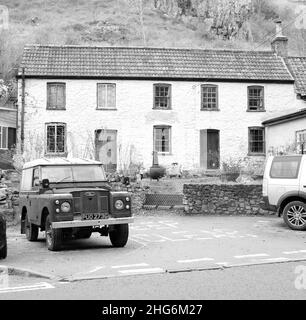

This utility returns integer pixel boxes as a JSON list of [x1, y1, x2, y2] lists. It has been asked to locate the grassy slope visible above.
[[0, 0, 303, 78]]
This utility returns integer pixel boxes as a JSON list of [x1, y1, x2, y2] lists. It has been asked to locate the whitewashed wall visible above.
[[17, 79, 298, 170]]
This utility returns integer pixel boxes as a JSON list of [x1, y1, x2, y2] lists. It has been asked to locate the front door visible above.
[[200, 129, 220, 169], [95, 129, 117, 172]]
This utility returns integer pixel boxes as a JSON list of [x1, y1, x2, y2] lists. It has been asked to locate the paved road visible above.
[[1, 261, 306, 299], [1, 214, 306, 299]]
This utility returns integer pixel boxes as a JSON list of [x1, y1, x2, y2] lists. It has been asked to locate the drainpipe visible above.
[[20, 67, 25, 153]]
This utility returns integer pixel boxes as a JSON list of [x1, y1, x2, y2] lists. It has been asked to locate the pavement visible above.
[[1, 212, 306, 297]]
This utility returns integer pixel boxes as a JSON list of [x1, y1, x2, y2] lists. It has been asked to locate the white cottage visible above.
[[16, 26, 298, 172]]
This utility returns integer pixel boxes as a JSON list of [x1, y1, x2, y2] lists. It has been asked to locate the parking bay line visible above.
[[112, 263, 149, 269], [177, 258, 215, 263], [234, 253, 270, 259], [283, 250, 306, 255], [0, 282, 54, 294]]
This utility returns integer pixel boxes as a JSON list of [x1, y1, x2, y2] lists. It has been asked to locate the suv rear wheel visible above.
[[25, 213, 39, 241], [45, 215, 62, 251], [283, 201, 306, 230], [109, 224, 129, 247]]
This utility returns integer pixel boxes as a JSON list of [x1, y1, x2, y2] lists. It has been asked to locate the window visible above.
[[0, 126, 8, 149], [154, 126, 171, 153], [296, 129, 306, 153], [47, 83, 66, 110], [46, 123, 66, 154], [248, 86, 264, 111], [248, 127, 265, 154], [97, 83, 116, 109], [270, 156, 301, 179], [201, 85, 218, 110], [153, 84, 171, 109]]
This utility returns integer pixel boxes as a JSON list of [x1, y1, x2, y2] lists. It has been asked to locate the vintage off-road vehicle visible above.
[[19, 158, 134, 251], [0, 214, 7, 259]]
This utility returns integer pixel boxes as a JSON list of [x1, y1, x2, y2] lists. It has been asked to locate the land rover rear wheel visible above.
[[283, 201, 306, 231], [45, 215, 62, 251], [0, 236, 7, 259], [109, 224, 129, 247], [25, 213, 39, 241]]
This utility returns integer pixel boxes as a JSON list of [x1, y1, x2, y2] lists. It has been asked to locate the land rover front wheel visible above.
[[25, 213, 39, 241], [283, 201, 306, 231], [109, 224, 129, 247], [45, 215, 62, 251]]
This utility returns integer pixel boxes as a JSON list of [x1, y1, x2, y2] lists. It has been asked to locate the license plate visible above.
[[81, 213, 107, 220]]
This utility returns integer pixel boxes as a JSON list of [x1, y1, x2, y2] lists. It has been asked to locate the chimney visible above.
[[271, 19, 288, 57]]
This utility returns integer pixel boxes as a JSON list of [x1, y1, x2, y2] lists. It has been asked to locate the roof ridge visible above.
[[23, 43, 274, 54]]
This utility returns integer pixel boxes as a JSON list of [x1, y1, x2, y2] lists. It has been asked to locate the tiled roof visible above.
[[285, 57, 306, 96], [18, 45, 294, 82]]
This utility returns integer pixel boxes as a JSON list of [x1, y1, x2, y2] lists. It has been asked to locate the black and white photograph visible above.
[[0, 0, 306, 309]]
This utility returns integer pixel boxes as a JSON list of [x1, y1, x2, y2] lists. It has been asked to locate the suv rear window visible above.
[[270, 156, 302, 179]]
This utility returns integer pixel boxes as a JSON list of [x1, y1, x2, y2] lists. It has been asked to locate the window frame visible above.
[[153, 84, 172, 110], [153, 125, 172, 154], [0, 126, 8, 149], [96, 83, 116, 110], [296, 129, 306, 153], [45, 122, 67, 155], [247, 85, 265, 112], [201, 84, 219, 111], [46, 82, 66, 110], [248, 126, 265, 155]]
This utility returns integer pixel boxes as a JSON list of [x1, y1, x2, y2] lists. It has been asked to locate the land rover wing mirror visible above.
[[42, 179, 50, 189]]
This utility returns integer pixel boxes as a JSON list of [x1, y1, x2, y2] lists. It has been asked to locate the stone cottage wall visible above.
[[183, 184, 273, 215]]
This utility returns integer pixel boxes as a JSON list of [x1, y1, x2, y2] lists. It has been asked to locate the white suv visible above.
[[262, 155, 306, 230]]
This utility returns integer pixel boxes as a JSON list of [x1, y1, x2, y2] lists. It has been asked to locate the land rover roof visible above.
[[22, 157, 102, 170]]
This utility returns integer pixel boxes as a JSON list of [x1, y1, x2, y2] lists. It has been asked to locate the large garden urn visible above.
[[149, 151, 166, 180]]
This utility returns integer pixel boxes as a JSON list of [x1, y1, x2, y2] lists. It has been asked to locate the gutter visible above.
[[262, 109, 306, 126]]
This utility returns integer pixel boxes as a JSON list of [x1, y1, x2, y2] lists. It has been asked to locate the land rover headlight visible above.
[[60, 201, 71, 213], [115, 199, 124, 210]]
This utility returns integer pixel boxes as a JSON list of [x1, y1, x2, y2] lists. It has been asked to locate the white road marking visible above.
[[0, 282, 54, 294], [118, 268, 164, 275], [172, 231, 188, 234], [216, 262, 229, 266], [258, 257, 289, 262], [112, 263, 149, 269], [196, 237, 214, 240], [257, 220, 271, 223], [177, 258, 214, 263], [130, 238, 148, 246], [88, 266, 104, 273], [157, 235, 188, 242], [133, 234, 166, 243], [245, 234, 258, 238], [234, 253, 270, 259], [283, 250, 306, 255]]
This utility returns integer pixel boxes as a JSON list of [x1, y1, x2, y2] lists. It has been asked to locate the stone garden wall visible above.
[[183, 184, 273, 215]]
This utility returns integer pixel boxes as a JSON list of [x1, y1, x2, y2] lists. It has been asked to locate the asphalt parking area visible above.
[[2, 214, 306, 283]]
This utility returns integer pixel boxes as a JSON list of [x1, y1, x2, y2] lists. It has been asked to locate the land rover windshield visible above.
[[41, 165, 107, 183]]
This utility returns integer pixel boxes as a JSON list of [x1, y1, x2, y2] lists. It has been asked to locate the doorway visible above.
[[200, 129, 220, 169]]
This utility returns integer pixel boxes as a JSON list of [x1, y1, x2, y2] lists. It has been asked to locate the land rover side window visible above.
[[270, 156, 302, 179], [21, 168, 33, 191], [32, 167, 40, 187]]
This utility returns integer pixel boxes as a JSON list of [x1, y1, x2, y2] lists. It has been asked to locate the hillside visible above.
[[0, 0, 304, 80]]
